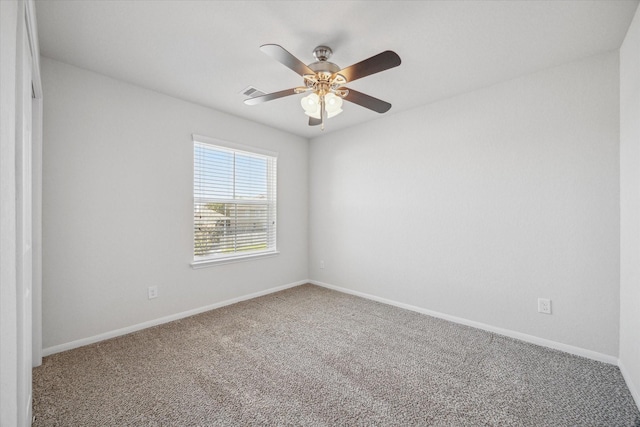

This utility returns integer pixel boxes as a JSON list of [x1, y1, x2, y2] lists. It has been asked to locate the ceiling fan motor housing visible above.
[[308, 61, 340, 74], [305, 46, 345, 96], [310, 45, 341, 74]]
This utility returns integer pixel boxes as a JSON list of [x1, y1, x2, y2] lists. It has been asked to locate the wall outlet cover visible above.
[[538, 298, 551, 314]]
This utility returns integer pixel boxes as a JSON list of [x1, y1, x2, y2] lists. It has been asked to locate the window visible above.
[[192, 135, 277, 266]]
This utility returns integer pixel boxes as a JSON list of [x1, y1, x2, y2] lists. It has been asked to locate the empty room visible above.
[[2, 0, 640, 425]]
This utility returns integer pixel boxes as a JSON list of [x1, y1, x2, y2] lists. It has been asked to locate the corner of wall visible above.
[[619, 0, 640, 412]]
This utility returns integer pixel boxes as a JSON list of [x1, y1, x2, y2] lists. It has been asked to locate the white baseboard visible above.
[[619, 360, 640, 411], [43, 278, 620, 368], [42, 280, 308, 357], [309, 280, 619, 366]]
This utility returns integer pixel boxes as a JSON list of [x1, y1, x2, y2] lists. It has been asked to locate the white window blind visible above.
[[193, 138, 277, 262]]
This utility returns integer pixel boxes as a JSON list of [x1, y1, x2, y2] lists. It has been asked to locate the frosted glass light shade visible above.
[[301, 93, 321, 119], [324, 93, 343, 118]]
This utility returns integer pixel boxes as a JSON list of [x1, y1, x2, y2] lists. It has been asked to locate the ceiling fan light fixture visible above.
[[324, 92, 343, 118], [301, 92, 321, 119]]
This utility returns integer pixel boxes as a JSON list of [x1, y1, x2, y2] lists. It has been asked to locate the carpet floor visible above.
[[33, 284, 640, 426]]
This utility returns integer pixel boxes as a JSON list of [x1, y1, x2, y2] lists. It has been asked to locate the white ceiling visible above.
[[35, 0, 639, 139]]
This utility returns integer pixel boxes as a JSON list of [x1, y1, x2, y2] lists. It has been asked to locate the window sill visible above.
[[191, 251, 280, 269]]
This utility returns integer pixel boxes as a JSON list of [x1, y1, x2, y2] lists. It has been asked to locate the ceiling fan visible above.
[[244, 44, 401, 130]]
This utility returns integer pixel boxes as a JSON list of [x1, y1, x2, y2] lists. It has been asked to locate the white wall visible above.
[[1, 1, 19, 424], [310, 52, 620, 357], [620, 3, 640, 407], [41, 58, 309, 350]]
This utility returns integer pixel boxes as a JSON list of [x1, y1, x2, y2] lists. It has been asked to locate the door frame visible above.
[[14, 1, 43, 425], [25, 0, 43, 369]]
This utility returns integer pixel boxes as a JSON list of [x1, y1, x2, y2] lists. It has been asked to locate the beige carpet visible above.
[[33, 284, 640, 426]]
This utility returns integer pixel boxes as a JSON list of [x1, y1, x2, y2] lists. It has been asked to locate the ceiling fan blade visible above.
[[309, 117, 322, 126], [336, 51, 401, 83], [243, 88, 298, 105], [260, 44, 314, 77], [342, 88, 392, 113]]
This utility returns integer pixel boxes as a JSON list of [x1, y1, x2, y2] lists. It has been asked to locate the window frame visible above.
[[191, 134, 278, 269]]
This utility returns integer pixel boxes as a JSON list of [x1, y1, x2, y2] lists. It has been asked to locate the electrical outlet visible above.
[[148, 286, 158, 300], [538, 298, 551, 314], [320, 260, 325, 269]]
